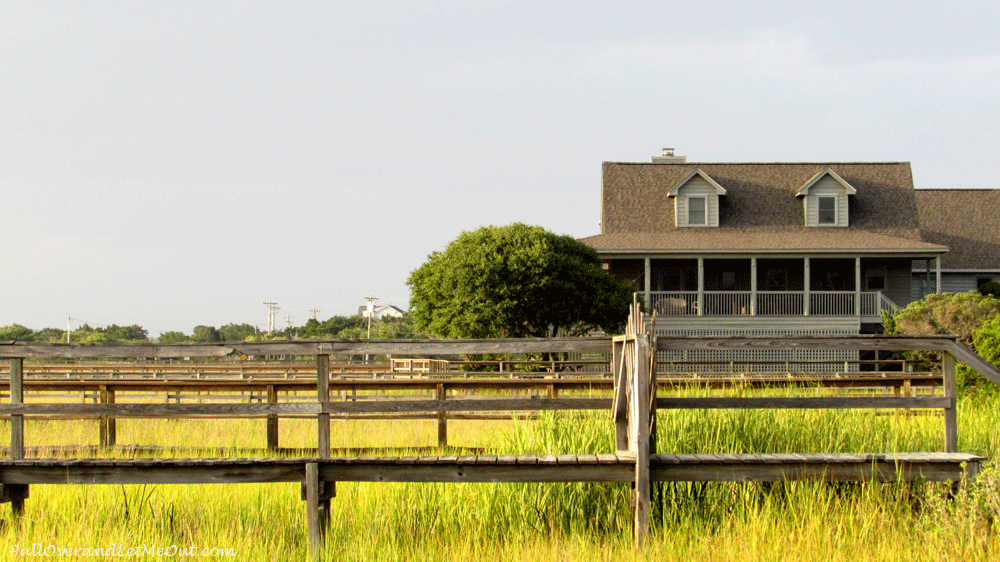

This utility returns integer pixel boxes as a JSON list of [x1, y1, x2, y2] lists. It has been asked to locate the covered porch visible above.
[[607, 256, 941, 323]]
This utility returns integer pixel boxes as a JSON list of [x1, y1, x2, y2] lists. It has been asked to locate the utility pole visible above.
[[284, 315, 293, 329], [363, 295, 379, 364], [263, 301, 280, 333], [309, 308, 320, 321], [363, 295, 379, 339]]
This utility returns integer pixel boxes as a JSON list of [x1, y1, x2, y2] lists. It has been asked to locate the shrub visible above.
[[970, 315, 1000, 393], [978, 281, 1000, 299], [887, 291, 1000, 392]]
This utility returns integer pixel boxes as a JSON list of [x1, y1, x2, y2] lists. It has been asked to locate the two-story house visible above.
[[580, 154, 962, 369]]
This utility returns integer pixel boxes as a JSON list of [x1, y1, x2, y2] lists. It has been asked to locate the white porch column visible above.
[[803, 257, 811, 316], [697, 258, 704, 316], [644, 258, 651, 310], [855, 257, 862, 316], [935, 257, 942, 294], [750, 257, 757, 316]]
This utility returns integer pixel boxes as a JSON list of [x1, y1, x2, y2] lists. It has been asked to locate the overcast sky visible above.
[[2, 1, 998, 336]]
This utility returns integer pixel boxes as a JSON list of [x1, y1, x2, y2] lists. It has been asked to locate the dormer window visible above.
[[688, 197, 707, 226], [818, 196, 837, 225], [668, 168, 726, 228], [796, 168, 856, 228]]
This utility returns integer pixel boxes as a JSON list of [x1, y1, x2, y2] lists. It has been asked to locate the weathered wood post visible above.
[[316, 357, 332, 534], [613, 299, 654, 547], [303, 462, 335, 555], [942, 352, 958, 453], [266, 384, 279, 451], [99, 385, 116, 449], [317, 355, 330, 458], [10, 358, 24, 461], [436, 383, 447, 449], [5, 358, 29, 516], [612, 336, 628, 453], [304, 354, 334, 554], [631, 333, 651, 547]]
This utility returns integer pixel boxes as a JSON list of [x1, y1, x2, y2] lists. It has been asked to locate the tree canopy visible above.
[[407, 223, 633, 339]]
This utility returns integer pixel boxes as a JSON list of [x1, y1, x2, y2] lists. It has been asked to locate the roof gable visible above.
[[668, 168, 727, 196], [795, 168, 858, 197]]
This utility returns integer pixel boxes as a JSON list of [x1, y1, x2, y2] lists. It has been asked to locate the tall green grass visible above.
[[1, 392, 998, 560]]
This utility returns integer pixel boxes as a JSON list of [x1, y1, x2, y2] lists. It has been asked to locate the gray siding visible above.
[[908, 272, 997, 303]]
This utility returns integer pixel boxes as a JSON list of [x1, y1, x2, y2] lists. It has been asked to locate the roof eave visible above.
[[594, 247, 948, 257]]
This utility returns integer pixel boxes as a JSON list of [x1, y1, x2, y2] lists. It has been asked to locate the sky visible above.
[[2, 1, 999, 336]]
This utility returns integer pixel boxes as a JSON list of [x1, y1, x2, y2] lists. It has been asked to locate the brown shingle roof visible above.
[[601, 161, 922, 235], [916, 190, 1000, 269], [581, 228, 945, 254], [589, 161, 950, 255]]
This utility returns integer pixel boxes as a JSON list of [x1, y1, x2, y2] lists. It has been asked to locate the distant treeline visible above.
[[0, 314, 418, 344]]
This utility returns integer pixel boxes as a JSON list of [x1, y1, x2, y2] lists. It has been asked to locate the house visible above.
[[578, 152, 997, 369], [358, 304, 406, 320]]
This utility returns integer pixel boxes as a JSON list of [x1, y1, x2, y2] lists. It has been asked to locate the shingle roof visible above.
[[581, 228, 945, 254], [601, 161, 922, 235], [916, 190, 1000, 269], [590, 161, 946, 255]]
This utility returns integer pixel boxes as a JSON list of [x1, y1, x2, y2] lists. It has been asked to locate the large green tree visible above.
[[407, 223, 633, 338], [219, 323, 258, 342]]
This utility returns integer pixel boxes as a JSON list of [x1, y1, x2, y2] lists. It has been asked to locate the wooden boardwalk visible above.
[[0, 453, 982, 485], [2, 321, 998, 550]]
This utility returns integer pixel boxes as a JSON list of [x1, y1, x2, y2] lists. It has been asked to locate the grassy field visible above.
[[0, 392, 998, 561]]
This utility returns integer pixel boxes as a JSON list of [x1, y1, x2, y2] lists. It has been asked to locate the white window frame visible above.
[[817, 195, 837, 226], [687, 196, 707, 226]]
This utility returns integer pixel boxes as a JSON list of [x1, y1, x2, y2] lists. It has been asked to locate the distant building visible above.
[[358, 304, 406, 320]]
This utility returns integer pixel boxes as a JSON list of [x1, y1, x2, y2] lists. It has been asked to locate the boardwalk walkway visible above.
[[2, 313, 998, 549]]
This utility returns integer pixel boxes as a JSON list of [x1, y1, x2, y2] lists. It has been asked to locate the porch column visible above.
[[803, 257, 810, 316], [935, 257, 942, 294], [643, 258, 651, 310], [697, 258, 704, 316], [855, 257, 862, 316], [750, 258, 757, 316]]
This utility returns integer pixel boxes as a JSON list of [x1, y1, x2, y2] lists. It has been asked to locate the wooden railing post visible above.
[[943, 352, 958, 453], [10, 358, 24, 460], [99, 385, 116, 449], [266, 384, 279, 451], [7, 358, 28, 516], [317, 355, 330, 459], [303, 462, 333, 555], [631, 333, 651, 548], [436, 383, 447, 449], [612, 337, 628, 453]]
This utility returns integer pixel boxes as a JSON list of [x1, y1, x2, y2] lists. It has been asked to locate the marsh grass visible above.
[[1, 390, 998, 560]]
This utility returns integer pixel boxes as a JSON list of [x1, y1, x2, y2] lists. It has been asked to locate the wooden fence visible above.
[[0, 370, 943, 452], [2, 327, 999, 550]]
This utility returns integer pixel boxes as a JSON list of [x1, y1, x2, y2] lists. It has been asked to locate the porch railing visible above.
[[645, 291, 893, 317]]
